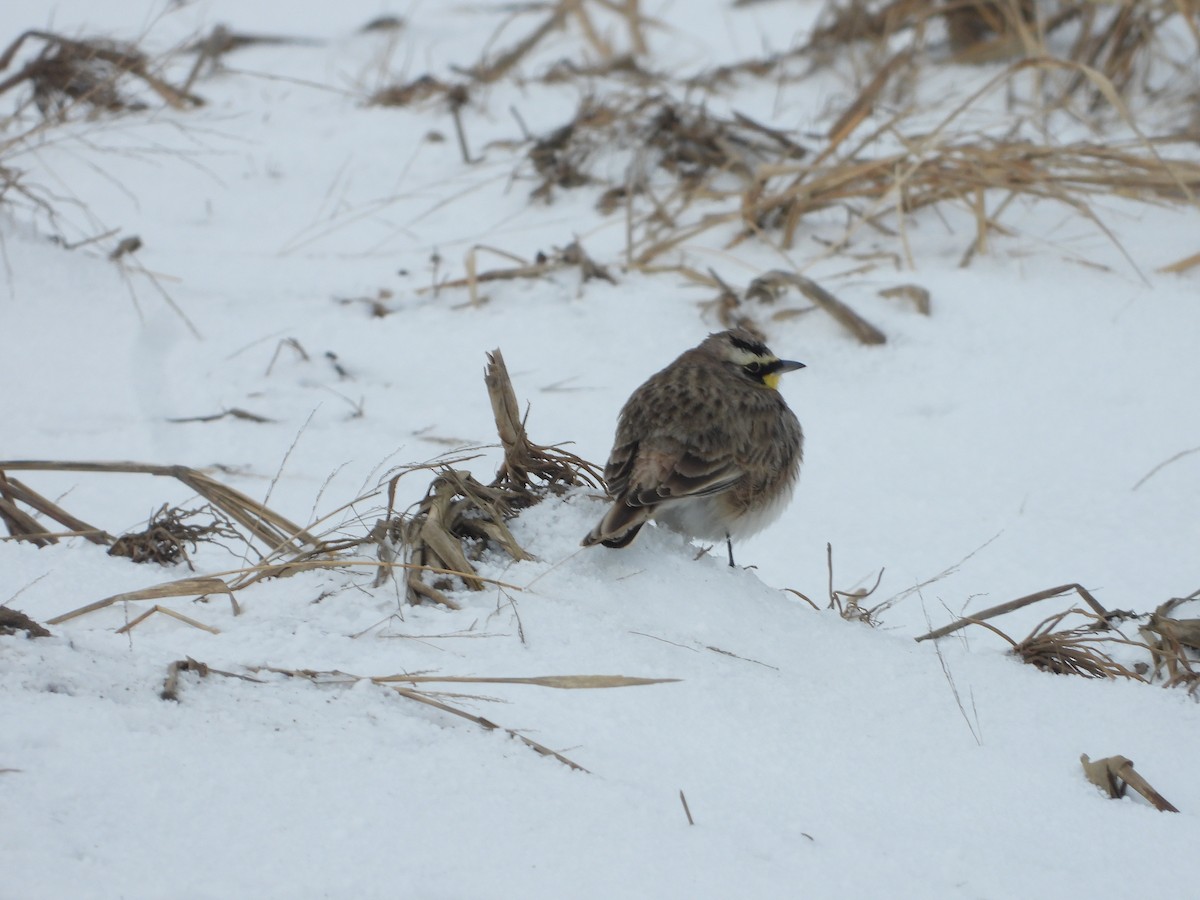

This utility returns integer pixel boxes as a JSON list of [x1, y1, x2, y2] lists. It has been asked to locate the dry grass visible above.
[[375, 348, 602, 607], [1001, 609, 1146, 680], [0, 460, 320, 554], [525, 94, 807, 206], [0, 30, 202, 118], [15, 345, 601, 624], [385, 0, 1198, 301], [159, 658, 678, 772], [416, 240, 615, 305], [917, 583, 1200, 695], [1139, 594, 1200, 695], [108, 503, 241, 569]]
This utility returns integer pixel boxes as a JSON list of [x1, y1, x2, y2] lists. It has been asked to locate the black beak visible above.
[[771, 359, 806, 374]]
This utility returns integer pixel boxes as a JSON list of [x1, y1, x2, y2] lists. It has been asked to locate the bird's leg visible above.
[[726, 533, 735, 567]]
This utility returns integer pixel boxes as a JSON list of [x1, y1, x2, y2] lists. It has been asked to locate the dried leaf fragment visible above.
[[879, 284, 932, 315], [747, 270, 886, 345], [0, 608, 51, 638], [1080, 754, 1179, 812]]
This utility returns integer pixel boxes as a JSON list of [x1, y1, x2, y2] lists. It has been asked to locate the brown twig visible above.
[[915, 583, 1110, 642]]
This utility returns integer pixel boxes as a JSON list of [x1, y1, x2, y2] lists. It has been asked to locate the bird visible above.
[[582, 328, 805, 566]]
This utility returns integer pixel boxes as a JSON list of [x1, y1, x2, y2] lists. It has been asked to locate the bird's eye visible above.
[[744, 361, 762, 374]]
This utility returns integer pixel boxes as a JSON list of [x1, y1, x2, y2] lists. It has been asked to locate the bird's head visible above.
[[706, 329, 806, 390]]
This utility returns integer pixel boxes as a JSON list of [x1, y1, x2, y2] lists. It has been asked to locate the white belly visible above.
[[654, 480, 796, 541]]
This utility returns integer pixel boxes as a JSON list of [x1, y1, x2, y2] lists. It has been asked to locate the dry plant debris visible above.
[[740, 135, 1200, 259], [0, 460, 319, 555], [527, 95, 807, 206], [0, 607, 51, 638], [917, 583, 1200, 695], [807, 0, 1196, 108], [0, 30, 203, 118], [345, 0, 1198, 310], [166, 407, 276, 424], [486, 349, 604, 496], [467, 3, 1198, 291], [180, 23, 322, 93], [0, 470, 111, 547], [368, 73, 454, 108], [1139, 596, 1200, 694], [417, 240, 615, 304], [374, 467, 533, 609], [915, 582, 1115, 641], [879, 284, 932, 315], [790, 542, 889, 625], [108, 503, 241, 569], [0, 460, 365, 628], [696, 264, 887, 337], [1080, 754, 1179, 813], [1001, 609, 1146, 679], [464, 0, 651, 85], [162, 660, 678, 772], [116, 604, 221, 636], [375, 348, 602, 607]]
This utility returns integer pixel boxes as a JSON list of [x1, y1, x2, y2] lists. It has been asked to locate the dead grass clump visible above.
[[486, 349, 603, 496], [368, 73, 453, 108], [373, 467, 533, 609], [0, 30, 202, 119], [810, 0, 1038, 58], [0, 460, 319, 556], [466, 0, 650, 85], [917, 586, 1144, 678], [108, 503, 241, 569], [527, 95, 807, 206], [21, 349, 598, 621], [0, 607, 51, 638], [375, 349, 601, 607], [1000, 608, 1145, 679], [742, 135, 1200, 258], [533, 66, 1200, 281], [417, 240, 615, 304], [917, 583, 1200, 695], [807, 0, 1197, 102], [1139, 596, 1200, 695]]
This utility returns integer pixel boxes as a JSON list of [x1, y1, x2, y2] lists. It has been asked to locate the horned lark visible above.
[[582, 328, 804, 565]]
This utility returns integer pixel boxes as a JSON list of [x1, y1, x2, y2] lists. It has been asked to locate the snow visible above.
[[3, 1, 1199, 897]]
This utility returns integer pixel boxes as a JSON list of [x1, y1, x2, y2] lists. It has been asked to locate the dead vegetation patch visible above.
[[159, 658, 677, 772], [180, 23, 322, 94], [416, 240, 615, 305], [0, 461, 319, 556], [1080, 753, 1179, 812], [373, 348, 602, 607], [0, 30, 202, 118], [363, 0, 1199, 306], [0, 607, 51, 638], [526, 94, 807, 206], [8, 346, 599, 628], [108, 503, 241, 569], [807, 0, 1200, 106], [916, 582, 1200, 695]]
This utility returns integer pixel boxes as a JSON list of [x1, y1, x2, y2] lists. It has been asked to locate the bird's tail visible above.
[[581, 501, 653, 549]]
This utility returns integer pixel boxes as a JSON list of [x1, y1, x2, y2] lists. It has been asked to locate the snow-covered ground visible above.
[[3, 1, 1198, 897]]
